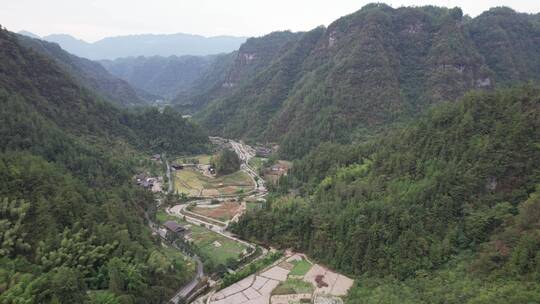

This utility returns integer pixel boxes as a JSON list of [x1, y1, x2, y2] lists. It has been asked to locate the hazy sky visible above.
[[2, 0, 539, 42]]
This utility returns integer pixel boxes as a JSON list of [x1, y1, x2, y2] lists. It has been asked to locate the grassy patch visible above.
[[289, 259, 312, 276], [246, 202, 263, 211], [161, 246, 196, 274], [156, 210, 181, 224], [162, 213, 248, 266], [272, 279, 314, 295], [177, 154, 213, 165], [190, 224, 247, 265]]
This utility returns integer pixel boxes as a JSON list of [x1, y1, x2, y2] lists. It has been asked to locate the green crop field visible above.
[[189, 223, 247, 265], [272, 279, 314, 295], [289, 259, 312, 276], [177, 154, 213, 165], [158, 210, 248, 266]]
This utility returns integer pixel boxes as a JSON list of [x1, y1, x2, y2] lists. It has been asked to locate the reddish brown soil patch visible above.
[[192, 202, 242, 221], [315, 275, 328, 288]]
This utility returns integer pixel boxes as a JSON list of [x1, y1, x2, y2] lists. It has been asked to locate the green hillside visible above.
[[232, 85, 540, 303], [0, 27, 207, 303], [16, 34, 147, 107], [100, 55, 215, 100], [193, 5, 540, 159]]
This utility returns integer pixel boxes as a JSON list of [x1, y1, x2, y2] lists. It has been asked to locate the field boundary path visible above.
[[166, 139, 268, 304]]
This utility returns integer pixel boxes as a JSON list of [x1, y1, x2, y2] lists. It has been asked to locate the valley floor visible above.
[[160, 138, 354, 303]]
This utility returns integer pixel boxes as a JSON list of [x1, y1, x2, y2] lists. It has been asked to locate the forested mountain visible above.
[[174, 31, 302, 113], [193, 5, 540, 158], [100, 55, 215, 100], [233, 85, 540, 302], [173, 52, 237, 112], [0, 27, 208, 303], [16, 34, 147, 107], [38, 32, 247, 60]]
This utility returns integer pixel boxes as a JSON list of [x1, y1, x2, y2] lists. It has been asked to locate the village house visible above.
[[135, 173, 162, 191], [264, 161, 292, 184], [255, 146, 272, 157], [171, 164, 184, 170], [163, 221, 189, 241], [136, 173, 153, 187]]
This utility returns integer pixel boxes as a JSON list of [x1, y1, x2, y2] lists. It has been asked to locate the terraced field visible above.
[[191, 201, 242, 222], [157, 210, 248, 266], [174, 167, 254, 197]]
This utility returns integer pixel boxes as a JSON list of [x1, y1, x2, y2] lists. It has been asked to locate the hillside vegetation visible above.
[[100, 55, 215, 100], [0, 27, 208, 303], [192, 5, 540, 158], [232, 85, 540, 303], [16, 34, 146, 107]]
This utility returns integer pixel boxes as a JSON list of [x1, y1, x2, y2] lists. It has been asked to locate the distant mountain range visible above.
[[18, 31, 247, 60]]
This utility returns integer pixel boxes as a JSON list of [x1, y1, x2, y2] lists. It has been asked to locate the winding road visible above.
[[164, 138, 268, 304]]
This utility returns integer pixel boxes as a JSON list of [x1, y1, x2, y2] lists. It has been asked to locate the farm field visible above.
[[177, 154, 213, 165], [210, 253, 353, 304], [289, 259, 313, 276], [173, 167, 254, 197], [188, 219, 248, 265], [272, 279, 314, 295], [157, 210, 248, 266], [191, 201, 242, 222]]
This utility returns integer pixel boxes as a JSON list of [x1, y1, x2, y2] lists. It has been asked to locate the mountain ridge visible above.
[[190, 4, 540, 158], [16, 34, 148, 106], [18, 31, 248, 60]]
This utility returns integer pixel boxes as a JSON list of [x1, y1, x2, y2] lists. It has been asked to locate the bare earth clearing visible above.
[[209, 253, 353, 304], [191, 201, 243, 222]]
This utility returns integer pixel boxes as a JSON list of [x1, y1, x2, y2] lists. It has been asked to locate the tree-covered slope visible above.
[[232, 85, 540, 303], [100, 55, 215, 100], [173, 31, 303, 113], [16, 34, 147, 107], [197, 27, 323, 139], [0, 27, 207, 303], [195, 4, 540, 159]]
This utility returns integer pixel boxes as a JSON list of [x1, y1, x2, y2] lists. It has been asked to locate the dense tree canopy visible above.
[[0, 27, 202, 303], [212, 149, 241, 175], [193, 5, 540, 159], [232, 85, 540, 302]]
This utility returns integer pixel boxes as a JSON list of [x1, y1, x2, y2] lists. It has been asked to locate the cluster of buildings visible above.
[[209, 136, 231, 150], [263, 161, 291, 184], [255, 144, 279, 158], [135, 173, 163, 192]]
